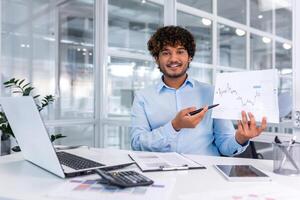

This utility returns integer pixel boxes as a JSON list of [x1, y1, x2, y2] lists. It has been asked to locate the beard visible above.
[[158, 62, 189, 79]]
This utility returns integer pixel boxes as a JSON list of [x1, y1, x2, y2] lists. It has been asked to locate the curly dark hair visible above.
[[147, 26, 196, 59]]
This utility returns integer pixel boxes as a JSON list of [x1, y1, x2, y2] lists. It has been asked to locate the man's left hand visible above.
[[235, 111, 267, 145]]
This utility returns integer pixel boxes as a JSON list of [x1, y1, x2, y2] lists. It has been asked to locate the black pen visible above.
[[189, 104, 219, 116]]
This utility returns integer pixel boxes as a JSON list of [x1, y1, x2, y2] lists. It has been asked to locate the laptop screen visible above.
[[0, 97, 65, 178]]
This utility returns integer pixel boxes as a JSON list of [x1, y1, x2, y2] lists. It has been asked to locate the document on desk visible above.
[[128, 151, 206, 172], [44, 177, 175, 200], [212, 69, 279, 123]]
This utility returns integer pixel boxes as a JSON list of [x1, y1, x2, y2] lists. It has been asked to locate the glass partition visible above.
[[108, 0, 163, 54], [250, 33, 272, 70], [1, 0, 95, 147], [50, 124, 94, 147], [1, 0, 296, 151], [218, 24, 246, 69], [188, 67, 213, 84], [177, 11, 212, 64], [250, 0, 273, 33], [276, 41, 292, 75], [107, 56, 159, 117], [103, 124, 131, 149], [275, 0, 292, 40], [218, 0, 246, 24], [177, 0, 212, 13], [56, 0, 94, 119]]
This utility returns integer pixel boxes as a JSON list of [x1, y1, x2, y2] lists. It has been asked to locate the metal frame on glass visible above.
[[292, 0, 300, 136], [43, 0, 97, 147], [102, 0, 165, 148], [177, 0, 293, 137], [0, 0, 296, 149], [101, 0, 295, 148]]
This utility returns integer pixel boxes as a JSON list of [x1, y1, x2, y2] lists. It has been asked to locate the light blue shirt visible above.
[[130, 76, 248, 156]]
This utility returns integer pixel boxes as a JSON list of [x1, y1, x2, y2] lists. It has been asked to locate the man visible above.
[[130, 26, 267, 156]]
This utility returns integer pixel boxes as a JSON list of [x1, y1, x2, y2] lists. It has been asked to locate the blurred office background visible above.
[[0, 0, 295, 157]]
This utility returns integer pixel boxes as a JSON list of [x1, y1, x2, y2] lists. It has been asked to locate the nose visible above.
[[169, 52, 179, 62]]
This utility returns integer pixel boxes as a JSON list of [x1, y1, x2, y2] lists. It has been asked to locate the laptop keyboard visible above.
[[57, 151, 104, 170]]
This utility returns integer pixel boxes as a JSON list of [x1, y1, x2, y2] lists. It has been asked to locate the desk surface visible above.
[[1, 148, 300, 200]]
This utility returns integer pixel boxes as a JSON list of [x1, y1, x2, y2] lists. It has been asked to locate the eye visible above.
[[161, 51, 170, 56], [177, 49, 187, 54]]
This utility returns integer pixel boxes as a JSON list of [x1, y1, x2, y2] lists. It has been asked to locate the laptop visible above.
[[0, 96, 134, 178]]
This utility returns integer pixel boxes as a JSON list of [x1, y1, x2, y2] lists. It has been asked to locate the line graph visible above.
[[212, 69, 279, 123], [215, 83, 261, 106]]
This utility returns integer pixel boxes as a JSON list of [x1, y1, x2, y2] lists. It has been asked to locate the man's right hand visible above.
[[171, 106, 208, 131]]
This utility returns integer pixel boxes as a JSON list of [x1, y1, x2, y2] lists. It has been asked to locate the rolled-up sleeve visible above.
[[130, 93, 177, 152], [213, 119, 249, 156]]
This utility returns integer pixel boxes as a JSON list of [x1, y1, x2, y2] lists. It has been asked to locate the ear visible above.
[[189, 57, 193, 62], [154, 56, 159, 64]]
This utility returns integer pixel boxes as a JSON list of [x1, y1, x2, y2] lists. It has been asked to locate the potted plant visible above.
[[0, 78, 66, 154]]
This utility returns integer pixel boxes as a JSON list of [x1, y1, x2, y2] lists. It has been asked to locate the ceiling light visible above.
[[82, 48, 87, 51], [201, 18, 212, 26], [235, 28, 246, 36], [20, 44, 26, 48], [262, 37, 271, 43], [110, 64, 134, 77], [77, 48, 81, 51], [258, 15, 263, 19], [282, 43, 292, 50], [141, 0, 146, 3]]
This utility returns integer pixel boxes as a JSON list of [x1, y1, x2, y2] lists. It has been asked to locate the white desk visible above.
[[1, 148, 300, 200]]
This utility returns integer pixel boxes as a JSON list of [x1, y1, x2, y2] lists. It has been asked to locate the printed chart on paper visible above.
[[212, 69, 279, 123]]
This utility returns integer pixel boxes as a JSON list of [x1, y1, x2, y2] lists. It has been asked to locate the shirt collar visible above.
[[156, 75, 194, 93]]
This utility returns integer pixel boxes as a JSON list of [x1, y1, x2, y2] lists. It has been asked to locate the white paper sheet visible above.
[[179, 182, 300, 200], [212, 69, 279, 123], [129, 151, 205, 171], [44, 176, 175, 200]]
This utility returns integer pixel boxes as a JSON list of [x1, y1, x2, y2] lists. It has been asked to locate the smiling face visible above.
[[156, 45, 191, 79]]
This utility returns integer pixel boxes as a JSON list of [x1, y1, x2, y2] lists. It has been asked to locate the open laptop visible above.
[[0, 96, 134, 178]]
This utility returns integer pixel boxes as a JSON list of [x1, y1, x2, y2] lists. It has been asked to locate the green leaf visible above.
[[19, 79, 25, 86], [3, 78, 15, 85], [2, 77, 56, 139], [23, 87, 34, 96], [50, 134, 67, 142], [22, 82, 30, 89]]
